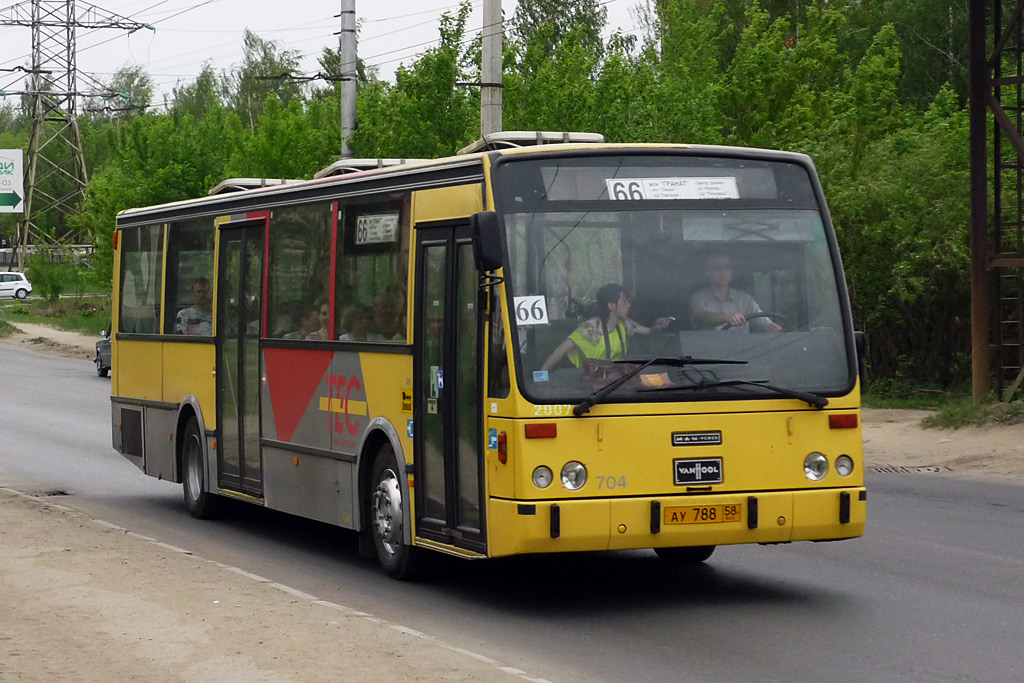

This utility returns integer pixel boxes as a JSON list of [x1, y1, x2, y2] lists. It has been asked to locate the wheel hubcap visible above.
[[185, 434, 202, 502], [372, 468, 403, 556]]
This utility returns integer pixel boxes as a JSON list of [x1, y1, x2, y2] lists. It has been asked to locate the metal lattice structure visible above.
[[970, 0, 1024, 399], [0, 1, 148, 267]]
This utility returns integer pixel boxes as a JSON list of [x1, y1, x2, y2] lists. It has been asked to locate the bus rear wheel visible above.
[[182, 416, 220, 519], [654, 545, 716, 564], [369, 442, 422, 579]]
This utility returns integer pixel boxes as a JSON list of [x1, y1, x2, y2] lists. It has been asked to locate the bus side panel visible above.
[[116, 341, 163, 400], [484, 417, 517, 499], [162, 343, 216, 428], [411, 184, 483, 223], [143, 405, 178, 482], [263, 445, 354, 527], [358, 352, 414, 463]]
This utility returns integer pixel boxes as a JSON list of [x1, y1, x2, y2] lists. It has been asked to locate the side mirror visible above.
[[101, 329, 109, 339], [470, 211, 503, 273], [854, 330, 868, 387]]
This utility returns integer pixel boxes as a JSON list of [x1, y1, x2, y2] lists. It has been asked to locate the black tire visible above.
[[181, 416, 221, 519], [368, 442, 423, 579], [654, 545, 716, 565], [15, 288, 27, 299], [95, 356, 108, 377]]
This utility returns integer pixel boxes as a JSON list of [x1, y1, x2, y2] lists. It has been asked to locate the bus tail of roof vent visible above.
[[457, 131, 605, 155], [207, 178, 300, 196], [313, 158, 426, 179]]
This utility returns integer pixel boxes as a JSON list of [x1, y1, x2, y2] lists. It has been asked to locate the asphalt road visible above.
[[1, 343, 1022, 683]]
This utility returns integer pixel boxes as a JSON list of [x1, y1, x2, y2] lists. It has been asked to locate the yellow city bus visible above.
[[110, 134, 865, 578]]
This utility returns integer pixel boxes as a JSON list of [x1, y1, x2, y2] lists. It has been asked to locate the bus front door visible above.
[[415, 224, 485, 553], [216, 222, 265, 498]]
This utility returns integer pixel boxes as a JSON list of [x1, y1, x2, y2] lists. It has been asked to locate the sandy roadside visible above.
[[0, 488, 535, 683], [0, 320, 98, 361]]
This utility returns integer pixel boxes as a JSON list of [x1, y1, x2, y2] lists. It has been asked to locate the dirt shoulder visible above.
[[862, 408, 1024, 480], [0, 321, 97, 361], [0, 487, 539, 683]]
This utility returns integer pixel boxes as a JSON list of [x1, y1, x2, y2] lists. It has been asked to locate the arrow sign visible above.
[[0, 149, 25, 214]]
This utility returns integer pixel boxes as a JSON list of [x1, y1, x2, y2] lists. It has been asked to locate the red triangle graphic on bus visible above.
[[263, 348, 333, 443]]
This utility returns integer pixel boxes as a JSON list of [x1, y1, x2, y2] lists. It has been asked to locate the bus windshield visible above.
[[494, 154, 854, 405]]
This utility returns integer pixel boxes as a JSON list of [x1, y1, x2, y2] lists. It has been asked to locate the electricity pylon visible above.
[[0, 1, 149, 267]]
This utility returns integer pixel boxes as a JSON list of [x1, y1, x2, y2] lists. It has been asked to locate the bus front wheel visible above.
[[182, 416, 221, 519], [369, 442, 422, 579], [654, 545, 715, 564]]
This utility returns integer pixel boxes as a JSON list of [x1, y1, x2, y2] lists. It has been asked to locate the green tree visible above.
[[509, 0, 607, 62], [351, 3, 479, 157], [225, 30, 304, 132], [86, 65, 154, 122], [172, 64, 222, 119]]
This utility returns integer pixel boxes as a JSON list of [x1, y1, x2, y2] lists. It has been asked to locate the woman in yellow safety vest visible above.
[[541, 283, 671, 371]]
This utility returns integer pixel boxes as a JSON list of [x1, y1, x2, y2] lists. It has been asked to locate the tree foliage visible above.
[[0, 0, 975, 384]]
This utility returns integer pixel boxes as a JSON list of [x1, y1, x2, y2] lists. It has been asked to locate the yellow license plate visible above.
[[664, 504, 742, 525]]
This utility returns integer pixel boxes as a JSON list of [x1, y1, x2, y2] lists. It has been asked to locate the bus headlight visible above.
[[803, 452, 829, 481], [561, 461, 588, 490], [835, 455, 855, 477], [532, 466, 553, 489]]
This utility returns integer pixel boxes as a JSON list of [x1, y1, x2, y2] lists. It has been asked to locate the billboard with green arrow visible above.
[[0, 149, 25, 214]]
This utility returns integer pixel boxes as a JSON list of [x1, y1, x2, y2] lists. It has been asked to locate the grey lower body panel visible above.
[[262, 444, 358, 529], [111, 399, 179, 482]]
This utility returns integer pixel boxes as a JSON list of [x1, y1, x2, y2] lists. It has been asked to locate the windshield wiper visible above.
[[572, 356, 747, 417], [639, 377, 829, 409]]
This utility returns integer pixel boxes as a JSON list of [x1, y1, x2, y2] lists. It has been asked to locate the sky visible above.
[[0, 0, 642, 108]]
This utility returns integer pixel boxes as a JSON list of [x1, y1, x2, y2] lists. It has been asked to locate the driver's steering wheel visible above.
[[715, 311, 789, 331]]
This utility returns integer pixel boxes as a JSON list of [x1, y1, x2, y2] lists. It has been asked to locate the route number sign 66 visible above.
[[513, 295, 549, 326]]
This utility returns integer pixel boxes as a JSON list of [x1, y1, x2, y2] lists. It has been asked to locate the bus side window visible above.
[[336, 198, 410, 343], [119, 223, 164, 334], [267, 203, 333, 340], [164, 218, 216, 336]]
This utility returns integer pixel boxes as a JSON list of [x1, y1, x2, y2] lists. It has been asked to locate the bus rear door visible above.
[[216, 220, 266, 498]]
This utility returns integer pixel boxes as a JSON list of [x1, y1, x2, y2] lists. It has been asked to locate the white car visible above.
[[0, 272, 32, 299]]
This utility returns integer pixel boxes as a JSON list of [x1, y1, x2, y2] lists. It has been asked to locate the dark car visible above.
[[95, 330, 111, 377]]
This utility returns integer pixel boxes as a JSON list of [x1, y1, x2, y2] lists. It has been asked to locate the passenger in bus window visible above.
[[338, 304, 374, 341], [372, 291, 406, 341], [540, 283, 671, 371], [690, 252, 782, 333], [174, 277, 213, 336], [305, 303, 330, 340]]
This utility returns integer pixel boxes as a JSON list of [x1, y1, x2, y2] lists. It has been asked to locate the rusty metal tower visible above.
[[968, 0, 1024, 399], [0, 1, 148, 267]]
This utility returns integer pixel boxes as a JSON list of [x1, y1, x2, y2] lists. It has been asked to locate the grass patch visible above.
[[0, 319, 17, 338], [863, 377, 964, 409], [922, 399, 1024, 429], [0, 296, 111, 335]]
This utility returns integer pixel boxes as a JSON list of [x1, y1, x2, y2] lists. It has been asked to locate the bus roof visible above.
[[313, 158, 428, 179], [115, 141, 814, 228], [207, 178, 301, 195]]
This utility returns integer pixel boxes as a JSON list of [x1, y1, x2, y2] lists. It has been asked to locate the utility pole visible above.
[[480, 0, 502, 137], [339, 0, 357, 159], [0, 1, 149, 269]]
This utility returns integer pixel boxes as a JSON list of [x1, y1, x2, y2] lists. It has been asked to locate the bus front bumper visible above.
[[486, 487, 866, 558]]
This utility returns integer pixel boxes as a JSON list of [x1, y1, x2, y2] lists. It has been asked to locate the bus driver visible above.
[[690, 252, 782, 333], [175, 277, 213, 336]]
